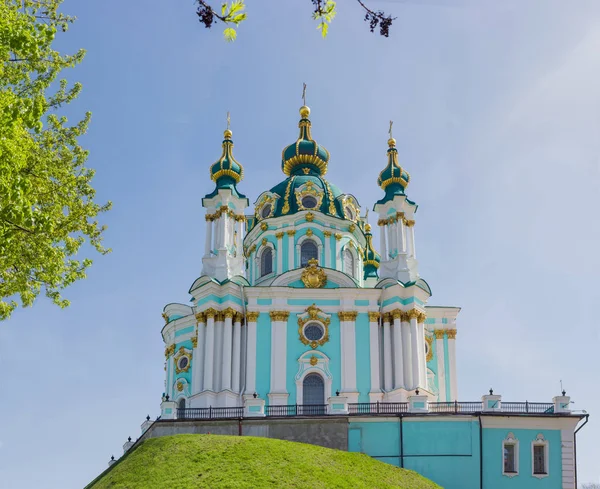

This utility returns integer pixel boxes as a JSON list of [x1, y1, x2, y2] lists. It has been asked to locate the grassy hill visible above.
[[88, 434, 442, 489]]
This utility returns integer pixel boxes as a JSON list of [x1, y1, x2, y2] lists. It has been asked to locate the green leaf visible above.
[[221, 2, 227, 16], [223, 27, 237, 42]]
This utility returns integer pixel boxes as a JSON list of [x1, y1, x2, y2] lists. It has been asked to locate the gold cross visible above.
[[389, 120, 393, 139], [302, 83, 307, 106]]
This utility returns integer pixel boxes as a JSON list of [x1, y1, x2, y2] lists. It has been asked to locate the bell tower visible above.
[[201, 124, 248, 281]]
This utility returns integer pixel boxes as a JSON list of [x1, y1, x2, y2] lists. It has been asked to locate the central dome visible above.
[[268, 174, 345, 219], [281, 106, 330, 177]]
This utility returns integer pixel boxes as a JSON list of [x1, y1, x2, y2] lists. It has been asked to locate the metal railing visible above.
[[177, 407, 244, 419], [501, 402, 554, 414], [348, 402, 408, 415], [175, 401, 558, 420], [265, 404, 328, 417]]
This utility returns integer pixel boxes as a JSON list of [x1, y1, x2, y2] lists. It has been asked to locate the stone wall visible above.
[[141, 417, 349, 451]]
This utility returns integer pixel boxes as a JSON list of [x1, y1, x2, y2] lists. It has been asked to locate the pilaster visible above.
[[368, 312, 382, 399], [269, 310, 290, 405], [244, 311, 259, 396], [338, 311, 358, 402]]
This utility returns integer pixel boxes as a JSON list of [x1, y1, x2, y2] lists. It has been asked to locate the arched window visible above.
[[261, 248, 273, 276], [301, 240, 318, 267], [343, 249, 354, 277], [302, 373, 325, 414]]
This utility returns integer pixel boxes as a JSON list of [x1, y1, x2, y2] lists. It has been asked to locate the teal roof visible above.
[[376, 138, 410, 205], [266, 174, 346, 219], [362, 224, 380, 280], [206, 130, 246, 198], [281, 106, 330, 177]]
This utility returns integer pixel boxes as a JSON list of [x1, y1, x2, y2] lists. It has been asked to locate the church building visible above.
[[147, 103, 587, 489]]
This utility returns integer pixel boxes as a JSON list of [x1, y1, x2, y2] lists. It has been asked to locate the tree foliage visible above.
[[0, 0, 110, 320], [195, 0, 396, 41]]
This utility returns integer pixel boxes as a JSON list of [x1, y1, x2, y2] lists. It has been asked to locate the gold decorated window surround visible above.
[[174, 346, 192, 374], [295, 181, 324, 211], [297, 304, 331, 348]]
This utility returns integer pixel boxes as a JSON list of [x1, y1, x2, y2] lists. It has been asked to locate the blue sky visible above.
[[1, 0, 599, 487]]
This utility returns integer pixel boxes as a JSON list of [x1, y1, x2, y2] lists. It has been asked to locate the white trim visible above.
[[383, 319, 393, 391], [276, 232, 283, 274], [531, 433, 549, 479], [340, 317, 357, 397], [502, 432, 519, 478], [203, 316, 215, 391], [269, 316, 288, 404], [435, 335, 446, 402], [368, 317, 382, 396], [245, 317, 257, 395], [295, 350, 332, 404]]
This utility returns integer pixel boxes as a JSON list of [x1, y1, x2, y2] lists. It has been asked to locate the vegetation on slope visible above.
[[89, 434, 442, 489]]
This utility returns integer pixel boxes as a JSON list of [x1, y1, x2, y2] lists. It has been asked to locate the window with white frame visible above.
[[532, 434, 549, 477], [502, 433, 519, 477], [260, 248, 273, 277], [301, 240, 318, 267], [343, 248, 354, 277]]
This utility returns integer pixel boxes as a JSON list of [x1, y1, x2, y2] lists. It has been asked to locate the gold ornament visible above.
[[323, 230, 332, 237], [433, 329, 446, 339], [301, 258, 327, 288], [306, 212, 314, 222], [204, 308, 218, 319], [425, 336, 433, 362], [176, 380, 184, 392], [309, 355, 318, 366], [368, 312, 380, 322], [261, 238, 268, 246], [162, 312, 169, 324], [338, 311, 358, 321], [275, 231, 285, 239], [286, 230, 296, 236], [348, 223, 356, 233], [164, 344, 175, 358], [224, 308, 235, 319], [408, 309, 421, 320], [191, 336, 198, 348], [195, 312, 206, 324], [334, 233, 342, 241], [306, 229, 313, 237], [261, 222, 268, 231], [297, 304, 331, 348], [269, 311, 290, 322], [281, 178, 293, 215], [246, 311, 260, 322], [446, 329, 457, 339], [174, 347, 192, 374]]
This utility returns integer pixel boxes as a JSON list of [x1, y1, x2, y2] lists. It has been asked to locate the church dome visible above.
[[267, 174, 345, 219], [376, 137, 410, 203], [210, 129, 244, 188], [281, 106, 330, 177], [362, 223, 380, 279]]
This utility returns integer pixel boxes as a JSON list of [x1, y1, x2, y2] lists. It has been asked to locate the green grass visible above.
[[88, 434, 442, 489]]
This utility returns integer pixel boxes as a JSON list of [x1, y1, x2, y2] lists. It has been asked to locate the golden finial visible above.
[[388, 120, 396, 147], [300, 83, 310, 118], [365, 223, 372, 233], [224, 111, 232, 138]]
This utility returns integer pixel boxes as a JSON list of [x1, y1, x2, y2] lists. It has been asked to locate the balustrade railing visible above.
[[174, 401, 557, 420]]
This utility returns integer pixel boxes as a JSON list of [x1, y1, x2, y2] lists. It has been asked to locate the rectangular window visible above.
[[533, 445, 546, 474], [504, 444, 517, 473]]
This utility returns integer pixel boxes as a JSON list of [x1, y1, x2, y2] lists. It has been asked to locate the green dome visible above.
[[376, 138, 410, 204], [268, 174, 345, 219], [363, 224, 380, 279], [281, 106, 330, 177], [210, 129, 244, 188]]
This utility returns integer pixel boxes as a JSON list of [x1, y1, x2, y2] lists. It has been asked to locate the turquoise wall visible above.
[[482, 428, 562, 489], [255, 313, 271, 399], [285, 314, 341, 405], [348, 419, 564, 489], [355, 313, 371, 402]]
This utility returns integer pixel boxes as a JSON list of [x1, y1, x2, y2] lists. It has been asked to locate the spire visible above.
[[209, 115, 244, 191], [281, 88, 330, 177], [363, 223, 380, 280], [376, 126, 410, 204]]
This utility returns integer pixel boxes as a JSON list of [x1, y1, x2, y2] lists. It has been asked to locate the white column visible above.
[[392, 311, 404, 390], [324, 232, 331, 268], [204, 217, 213, 257], [334, 234, 341, 268], [409, 312, 420, 390], [221, 310, 233, 391], [269, 311, 289, 404], [203, 311, 216, 391], [368, 312, 381, 396], [391, 221, 398, 255], [383, 314, 393, 391], [447, 330, 457, 400], [418, 320, 427, 388], [398, 216, 406, 253], [232, 314, 242, 393], [276, 232, 284, 273], [287, 230, 295, 270], [407, 223, 416, 259], [401, 316, 413, 389], [193, 314, 206, 394], [245, 312, 259, 395], [387, 224, 394, 257], [379, 222, 387, 260], [339, 312, 358, 397], [214, 314, 223, 391], [435, 331, 447, 402]]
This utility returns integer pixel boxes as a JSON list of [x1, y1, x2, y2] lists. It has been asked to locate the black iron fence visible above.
[[175, 401, 557, 420]]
